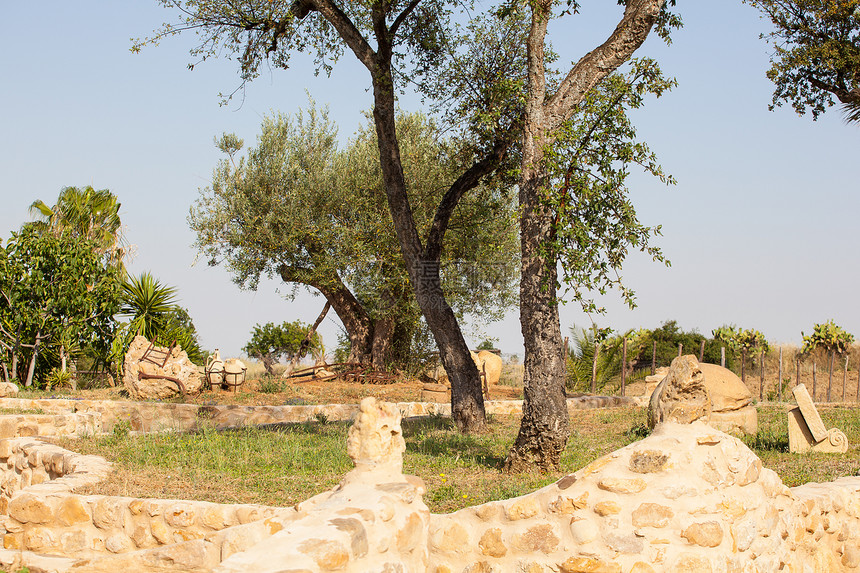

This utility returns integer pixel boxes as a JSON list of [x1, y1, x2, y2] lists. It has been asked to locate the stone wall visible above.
[[426, 421, 860, 572], [0, 396, 639, 436], [3, 396, 858, 571]]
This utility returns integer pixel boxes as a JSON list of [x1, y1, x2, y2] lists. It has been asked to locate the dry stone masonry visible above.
[[0, 389, 858, 570]]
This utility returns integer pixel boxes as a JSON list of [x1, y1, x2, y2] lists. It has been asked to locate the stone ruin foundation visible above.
[[0, 390, 856, 571]]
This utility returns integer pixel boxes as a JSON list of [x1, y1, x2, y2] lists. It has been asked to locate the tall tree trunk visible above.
[[504, 147, 570, 472], [505, 0, 666, 471], [370, 56, 485, 432]]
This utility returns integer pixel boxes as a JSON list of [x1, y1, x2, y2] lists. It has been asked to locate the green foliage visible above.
[[476, 339, 497, 351], [26, 185, 125, 267], [627, 321, 719, 369], [190, 105, 518, 365], [120, 272, 179, 341], [243, 321, 320, 372], [544, 58, 676, 313], [802, 319, 855, 355], [113, 273, 204, 368], [712, 325, 770, 354], [745, 0, 860, 121], [0, 227, 122, 386], [566, 325, 623, 393]]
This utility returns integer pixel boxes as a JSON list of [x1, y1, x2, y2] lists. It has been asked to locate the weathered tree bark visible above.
[[369, 53, 487, 432], [281, 264, 375, 364], [505, 0, 666, 471], [24, 330, 46, 388]]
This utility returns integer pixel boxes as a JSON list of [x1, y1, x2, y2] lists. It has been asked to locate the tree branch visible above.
[[544, 0, 665, 131], [425, 137, 512, 262], [311, 0, 378, 71], [390, 0, 422, 38]]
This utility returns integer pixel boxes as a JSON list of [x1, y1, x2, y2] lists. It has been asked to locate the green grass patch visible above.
[[64, 404, 860, 513]]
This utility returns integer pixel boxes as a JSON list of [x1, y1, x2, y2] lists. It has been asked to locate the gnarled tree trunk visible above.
[[505, 0, 666, 471]]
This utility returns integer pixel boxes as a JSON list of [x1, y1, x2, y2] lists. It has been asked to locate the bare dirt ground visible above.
[[33, 370, 525, 406]]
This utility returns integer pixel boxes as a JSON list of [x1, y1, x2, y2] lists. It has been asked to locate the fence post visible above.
[[796, 355, 800, 391], [778, 346, 783, 402], [812, 361, 817, 402], [759, 349, 765, 401], [827, 351, 834, 402], [721, 347, 726, 368], [621, 337, 627, 397], [843, 355, 849, 402], [699, 340, 705, 362], [742, 348, 747, 383], [651, 341, 656, 375], [678, 343, 683, 357], [563, 337, 569, 359]]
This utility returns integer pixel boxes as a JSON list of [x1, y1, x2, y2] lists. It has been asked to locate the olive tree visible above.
[[141, 0, 526, 431], [190, 107, 518, 370]]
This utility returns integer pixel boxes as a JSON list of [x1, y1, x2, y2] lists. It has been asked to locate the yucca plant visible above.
[[120, 272, 179, 340]]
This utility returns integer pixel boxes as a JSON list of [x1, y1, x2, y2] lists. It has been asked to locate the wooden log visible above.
[[721, 346, 726, 368], [699, 339, 705, 362]]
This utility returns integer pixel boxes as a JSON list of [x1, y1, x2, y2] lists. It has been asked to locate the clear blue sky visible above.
[[1, 2, 857, 359]]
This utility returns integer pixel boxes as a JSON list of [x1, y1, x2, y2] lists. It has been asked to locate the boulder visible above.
[[0, 382, 19, 398], [648, 356, 757, 436], [473, 350, 503, 386], [123, 336, 204, 400]]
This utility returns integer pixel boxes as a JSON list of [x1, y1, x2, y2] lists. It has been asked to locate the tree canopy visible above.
[[746, 0, 860, 122], [190, 106, 518, 369], [243, 321, 322, 374], [27, 185, 126, 267], [0, 228, 122, 387]]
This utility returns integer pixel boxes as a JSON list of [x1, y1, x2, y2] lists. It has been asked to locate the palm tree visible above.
[[28, 186, 125, 266], [844, 99, 860, 125]]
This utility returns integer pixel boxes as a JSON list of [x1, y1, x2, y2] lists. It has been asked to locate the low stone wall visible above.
[[425, 421, 860, 572], [3, 492, 291, 560], [0, 414, 100, 440], [15, 396, 856, 571], [0, 438, 110, 510], [0, 395, 640, 436]]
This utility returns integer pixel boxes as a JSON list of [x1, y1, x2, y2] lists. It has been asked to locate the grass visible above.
[[59, 404, 860, 513], [744, 403, 860, 486], [64, 407, 646, 513]]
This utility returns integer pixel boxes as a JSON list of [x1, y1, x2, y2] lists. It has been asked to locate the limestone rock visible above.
[[648, 355, 710, 428], [346, 398, 406, 474], [473, 351, 503, 386], [0, 383, 19, 398], [123, 336, 204, 400], [697, 363, 752, 412], [649, 357, 757, 435]]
